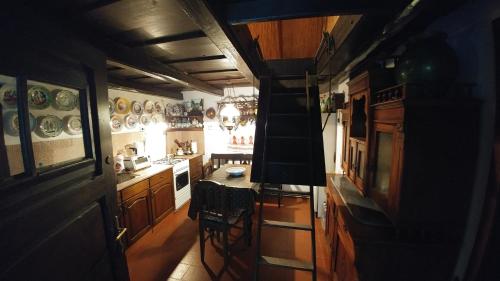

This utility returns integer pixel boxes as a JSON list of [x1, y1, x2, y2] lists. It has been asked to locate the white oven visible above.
[[173, 159, 191, 210]]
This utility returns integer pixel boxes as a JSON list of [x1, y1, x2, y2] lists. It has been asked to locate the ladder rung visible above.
[[268, 136, 309, 140], [262, 187, 310, 196], [259, 256, 314, 272], [269, 113, 308, 117], [262, 220, 312, 231], [267, 161, 308, 166]]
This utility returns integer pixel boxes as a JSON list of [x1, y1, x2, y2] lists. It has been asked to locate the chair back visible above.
[[194, 180, 231, 221], [241, 154, 253, 165], [211, 153, 244, 170]]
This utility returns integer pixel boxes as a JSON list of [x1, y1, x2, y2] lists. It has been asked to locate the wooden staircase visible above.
[[251, 72, 326, 281]]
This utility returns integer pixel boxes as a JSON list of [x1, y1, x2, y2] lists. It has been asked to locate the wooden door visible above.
[[123, 189, 152, 244], [0, 5, 129, 281], [151, 182, 174, 225]]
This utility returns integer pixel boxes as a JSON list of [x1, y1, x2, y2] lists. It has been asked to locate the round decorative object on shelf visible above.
[[36, 115, 63, 138], [396, 33, 459, 86], [205, 107, 216, 119], [154, 102, 164, 114], [63, 115, 82, 135], [124, 114, 138, 129], [1, 86, 17, 107], [166, 104, 173, 116], [109, 99, 115, 115], [53, 89, 78, 111], [114, 97, 130, 114], [3, 111, 36, 136], [131, 101, 144, 115], [140, 115, 151, 126], [28, 86, 51, 110], [144, 100, 154, 114], [110, 115, 123, 132]]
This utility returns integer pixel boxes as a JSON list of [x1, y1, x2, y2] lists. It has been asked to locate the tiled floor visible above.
[[126, 197, 331, 281]]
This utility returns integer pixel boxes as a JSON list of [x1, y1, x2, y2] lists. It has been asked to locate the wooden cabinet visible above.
[[150, 169, 174, 225], [189, 154, 203, 184], [122, 183, 152, 244], [348, 138, 367, 192], [118, 167, 175, 246]]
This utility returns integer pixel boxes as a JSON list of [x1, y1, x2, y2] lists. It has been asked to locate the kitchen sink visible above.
[[116, 173, 139, 184]]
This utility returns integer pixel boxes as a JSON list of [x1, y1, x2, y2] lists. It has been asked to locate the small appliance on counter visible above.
[[123, 155, 151, 171]]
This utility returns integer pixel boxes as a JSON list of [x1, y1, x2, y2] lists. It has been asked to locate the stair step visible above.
[[262, 187, 311, 196], [259, 256, 314, 272], [262, 220, 312, 231]]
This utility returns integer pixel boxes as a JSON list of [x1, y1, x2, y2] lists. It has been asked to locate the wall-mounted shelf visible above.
[[167, 127, 203, 132]]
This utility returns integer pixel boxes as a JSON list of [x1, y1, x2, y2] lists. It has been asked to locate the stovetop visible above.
[[153, 158, 186, 165]]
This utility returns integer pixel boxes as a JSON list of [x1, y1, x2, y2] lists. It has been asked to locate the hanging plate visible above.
[[53, 89, 78, 111], [63, 115, 82, 135], [1, 86, 17, 107], [144, 100, 154, 114], [110, 115, 123, 132], [28, 86, 51, 110], [114, 97, 130, 114], [124, 114, 138, 129], [36, 115, 63, 138], [109, 99, 115, 115], [3, 111, 36, 136], [154, 101, 164, 114], [205, 107, 216, 119], [131, 101, 144, 115], [140, 115, 151, 126], [151, 114, 163, 124]]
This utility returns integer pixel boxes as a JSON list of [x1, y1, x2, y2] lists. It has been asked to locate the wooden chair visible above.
[[194, 180, 251, 268], [241, 153, 253, 165], [211, 153, 244, 170], [202, 160, 213, 179]]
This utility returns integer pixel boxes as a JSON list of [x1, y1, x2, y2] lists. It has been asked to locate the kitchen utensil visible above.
[[114, 154, 125, 173]]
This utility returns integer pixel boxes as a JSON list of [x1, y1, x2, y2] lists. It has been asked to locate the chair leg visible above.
[[199, 221, 205, 263], [244, 215, 252, 246], [223, 228, 229, 269], [278, 184, 283, 208]]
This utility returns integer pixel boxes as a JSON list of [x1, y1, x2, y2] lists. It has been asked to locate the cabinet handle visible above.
[[116, 227, 127, 241]]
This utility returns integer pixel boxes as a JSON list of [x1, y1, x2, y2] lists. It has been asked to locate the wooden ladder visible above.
[[253, 72, 320, 281]]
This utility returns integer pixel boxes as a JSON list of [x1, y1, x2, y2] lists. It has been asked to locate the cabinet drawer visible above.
[[337, 212, 355, 260], [150, 180, 172, 192], [121, 179, 149, 201], [150, 169, 173, 187]]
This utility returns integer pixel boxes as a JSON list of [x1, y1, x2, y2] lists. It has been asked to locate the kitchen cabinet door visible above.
[[189, 155, 203, 184], [123, 189, 152, 244], [151, 182, 174, 225]]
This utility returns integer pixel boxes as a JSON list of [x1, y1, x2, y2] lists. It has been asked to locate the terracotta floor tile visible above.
[[126, 197, 331, 281]]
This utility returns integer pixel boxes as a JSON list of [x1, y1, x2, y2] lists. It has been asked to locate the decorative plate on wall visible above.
[[154, 102, 164, 114], [63, 115, 82, 135], [28, 86, 51, 109], [205, 107, 216, 119], [53, 89, 78, 111], [36, 115, 63, 138], [151, 114, 163, 124], [124, 114, 138, 129], [144, 100, 154, 114], [1, 86, 17, 107], [3, 111, 36, 136], [109, 99, 115, 114], [131, 101, 144, 115], [140, 115, 151, 126], [114, 97, 130, 114], [110, 115, 123, 132]]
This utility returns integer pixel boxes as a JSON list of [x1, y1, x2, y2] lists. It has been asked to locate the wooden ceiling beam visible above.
[[223, 0, 399, 25], [188, 68, 238, 75], [127, 30, 206, 47], [176, 0, 260, 85], [108, 76, 183, 100], [163, 55, 226, 64]]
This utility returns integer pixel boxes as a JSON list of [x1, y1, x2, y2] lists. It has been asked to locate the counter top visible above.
[[330, 174, 393, 228], [116, 164, 173, 191], [173, 153, 203, 160]]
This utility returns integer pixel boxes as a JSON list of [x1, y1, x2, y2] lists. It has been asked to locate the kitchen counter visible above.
[[173, 153, 203, 160], [116, 164, 173, 191]]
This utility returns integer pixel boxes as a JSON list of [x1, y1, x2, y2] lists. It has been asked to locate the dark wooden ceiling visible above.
[[25, 0, 255, 97]]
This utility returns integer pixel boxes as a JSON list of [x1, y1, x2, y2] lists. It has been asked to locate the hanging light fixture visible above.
[[218, 84, 240, 131]]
